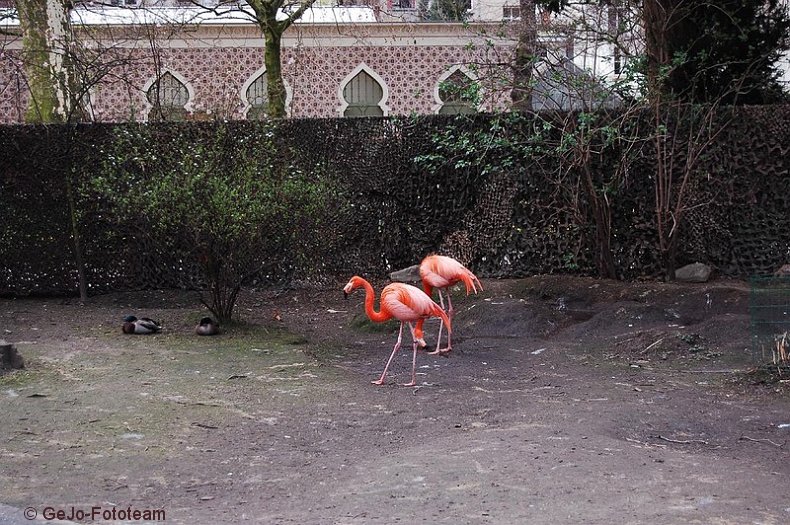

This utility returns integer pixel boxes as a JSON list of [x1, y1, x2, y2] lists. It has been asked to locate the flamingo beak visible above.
[[343, 291, 349, 299]]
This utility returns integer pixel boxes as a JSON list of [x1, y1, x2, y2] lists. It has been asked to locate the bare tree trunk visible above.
[[265, 28, 287, 118], [642, 0, 670, 97], [16, 0, 79, 123], [511, 0, 537, 111], [643, 0, 687, 279], [643, 0, 696, 101], [247, 0, 315, 118], [581, 164, 617, 279], [65, 158, 89, 303]]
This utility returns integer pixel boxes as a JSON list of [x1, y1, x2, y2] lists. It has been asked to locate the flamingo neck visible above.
[[360, 279, 392, 323]]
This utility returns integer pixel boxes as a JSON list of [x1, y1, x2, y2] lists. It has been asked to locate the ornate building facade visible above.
[[0, 2, 648, 122], [1, 6, 526, 122]]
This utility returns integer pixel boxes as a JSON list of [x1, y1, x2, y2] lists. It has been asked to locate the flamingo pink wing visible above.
[[419, 255, 459, 288], [381, 283, 441, 322], [420, 255, 481, 294]]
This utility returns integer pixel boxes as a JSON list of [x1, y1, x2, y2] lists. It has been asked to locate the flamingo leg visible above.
[[427, 289, 446, 355], [444, 290, 454, 353], [428, 288, 453, 356], [402, 322, 418, 387], [372, 322, 404, 385]]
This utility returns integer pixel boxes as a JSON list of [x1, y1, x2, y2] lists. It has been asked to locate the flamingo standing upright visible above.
[[415, 254, 482, 354], [343, 276, 451, 386]]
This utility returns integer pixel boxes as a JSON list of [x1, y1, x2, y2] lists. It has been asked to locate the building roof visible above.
[[0, 6, 379, 28], [533, 52, 623, 111]]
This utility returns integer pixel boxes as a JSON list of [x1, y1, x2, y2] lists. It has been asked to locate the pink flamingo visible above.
[[343, 276, 451, 386], [415, 255, 482, 355]]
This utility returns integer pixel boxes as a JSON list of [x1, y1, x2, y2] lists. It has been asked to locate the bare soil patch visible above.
[[1, 276, 789, 525]]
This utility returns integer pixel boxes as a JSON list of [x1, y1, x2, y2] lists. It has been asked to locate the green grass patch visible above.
[[348, 313, 398, 334], [0, 369, 35, 387]]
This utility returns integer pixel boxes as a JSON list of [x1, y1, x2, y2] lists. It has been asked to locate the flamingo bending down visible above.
[[415, 255, 482, 355], [343, 276, 451, 386]]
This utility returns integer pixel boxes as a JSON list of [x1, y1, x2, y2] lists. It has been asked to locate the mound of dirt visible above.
[[451, 277, 754, 364]]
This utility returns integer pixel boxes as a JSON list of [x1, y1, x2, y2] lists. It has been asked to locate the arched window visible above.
[[242, 67, 292, 119], [146, 71, 190, 122], [340, 66, 386, 117], [437, 69, 478, 115], [245, 72, 268, 120]]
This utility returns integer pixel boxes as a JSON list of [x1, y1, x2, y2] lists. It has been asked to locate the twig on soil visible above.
[[674, 369, 745, 374], [641, 338, 664, 354], [171, 399, 222, 407], [651, 434, 709, 445], [191, 422, 219, 430], [738, 435, 785, 448], [625, 437, 666, 448]]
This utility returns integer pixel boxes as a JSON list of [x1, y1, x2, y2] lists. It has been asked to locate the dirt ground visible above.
[[1, 275, 789, 525]]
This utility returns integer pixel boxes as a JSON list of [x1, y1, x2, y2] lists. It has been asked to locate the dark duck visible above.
[[122, 315, 162, 334]]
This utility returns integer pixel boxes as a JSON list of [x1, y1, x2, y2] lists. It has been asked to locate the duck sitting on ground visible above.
[[195, 317, 220, 336], [122, 315, 162, 334]]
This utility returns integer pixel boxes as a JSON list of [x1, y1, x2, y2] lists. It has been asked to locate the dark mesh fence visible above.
[[1, 106, 789, 297], [750, 276, 790, 366]]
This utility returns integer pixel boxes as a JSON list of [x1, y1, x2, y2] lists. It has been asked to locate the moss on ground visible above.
[[0, 320, 344, 468], [348, 313, 398, 334]]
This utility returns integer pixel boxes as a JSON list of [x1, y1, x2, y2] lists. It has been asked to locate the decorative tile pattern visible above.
[[0, 29, 514, 123]]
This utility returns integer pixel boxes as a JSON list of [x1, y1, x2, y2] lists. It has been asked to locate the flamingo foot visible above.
[[371, 379, 385, 385], [427, 347, 452, 356], [401, 381, 417, 387], [428, 347, 452, 357]]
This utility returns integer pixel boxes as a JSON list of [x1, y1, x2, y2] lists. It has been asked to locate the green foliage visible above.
[[413, 105, 641, 279], [413, 112, 549, 177], [93, 122, 342, 321], [662, 0, 790, 104], [562, 252, 580, 271], [438, 77, 481, 106], [95, 124, 275, 239], [537, 1, 789, 104], [536, 0, 569, 12], [424, 0, 472, 22]]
